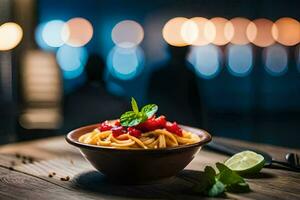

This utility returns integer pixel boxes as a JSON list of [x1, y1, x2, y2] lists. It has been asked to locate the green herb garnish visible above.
[[194, 162, 250, 197], [120, 97, 158, 127]]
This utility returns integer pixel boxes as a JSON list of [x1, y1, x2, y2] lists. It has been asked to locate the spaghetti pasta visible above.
[[79, 124, 202, 149], [78, 98, 203, 149]]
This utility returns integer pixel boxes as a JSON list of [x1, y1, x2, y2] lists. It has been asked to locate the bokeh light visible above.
[[272, 17, 300, 46], [187, 17, 216, 46], [211, 17, 234, 45], [187, 45, 221, 79], [181, 19, 199, 45], [229, 17, 252, 45], [162, 17, 189, 47], [263, 44, 288, 76], [64, 18, 93, 47], [247, 18, 276, 47], [227, 44, 253, 77], [35, 23, 49, 50], [0, 22, 23, 51], [107, 46, 144, 80], [112, 20, 144, 48], [42, 20, 68, 48], [56, 45, 88, 79]]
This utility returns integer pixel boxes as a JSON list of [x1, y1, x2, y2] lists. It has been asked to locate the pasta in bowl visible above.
[[66, 98, 211, 183], [78, 120, 201, 149]]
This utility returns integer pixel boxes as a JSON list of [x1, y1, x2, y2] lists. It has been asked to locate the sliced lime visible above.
[[224, 150, 265, 175]]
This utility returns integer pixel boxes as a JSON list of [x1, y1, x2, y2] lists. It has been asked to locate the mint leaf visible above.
[[203, 166, 225, 197], [193, 163, 250, 197], [216, 163, 245, 185], [193, 167, 216, 194], [216, 162, 228, 173], [204, 166, 216, 179], [216, 162, 250, 193], [141, 104, 158, 118], [120, 111, 148, 127], [208, 180, 225, 197], [131, 97, 139, 113], [138, 112, 148, 122], [119, 98, 158, 127], [120, 111, 137, 126]]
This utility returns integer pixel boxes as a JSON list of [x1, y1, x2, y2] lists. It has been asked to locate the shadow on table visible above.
[[71, 170, 205, 199], [71, 168, 277, 198], [243, 172, 276, 179]]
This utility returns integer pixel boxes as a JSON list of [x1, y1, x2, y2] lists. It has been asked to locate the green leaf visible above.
[[137, 112, 148, 124], [216, 162, 228, 173], [203, 166, 226, 197], [204, 166, 216, 179], [193, 163, 251, 197], [216, 162, 250, 193], [131, 97, 139, 113], [216, 163, 245, 185], [193, 168, 216, 194], [120, 111, 137, 126], [119, 98, 157, 127], [141, 104, 158, 118], [208, 180, 225, 197], [120, 111, 148, 127]]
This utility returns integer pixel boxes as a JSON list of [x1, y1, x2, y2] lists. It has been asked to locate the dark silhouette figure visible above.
[[147, 46, 203, 127], [63, 54, 129, 131]]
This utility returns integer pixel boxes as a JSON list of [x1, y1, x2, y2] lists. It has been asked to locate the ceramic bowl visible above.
[[66, 123, 212, 184]]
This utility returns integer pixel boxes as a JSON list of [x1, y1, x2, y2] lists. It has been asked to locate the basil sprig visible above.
[[193, 163, 250, 197], [120, 97, 158, 127]]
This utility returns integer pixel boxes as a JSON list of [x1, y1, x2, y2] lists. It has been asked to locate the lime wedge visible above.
[[224, 150, 265, 175]]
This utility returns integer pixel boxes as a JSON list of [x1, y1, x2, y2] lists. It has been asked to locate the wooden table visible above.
[[0, 136, 299, 200]]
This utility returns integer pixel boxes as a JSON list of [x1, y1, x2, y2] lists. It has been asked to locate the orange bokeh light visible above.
[[247, 18, 276, 47], [64, 18, 93, 47], [112, 20, 144, 48], [229, 17, 252, 45], [187, 17, 216, 46], [0, 22, 23, 51], [272, 17, 300, 46], [181, 19, 199, 45], [211, 17, 234, 45], [162, 17, 189, 47]]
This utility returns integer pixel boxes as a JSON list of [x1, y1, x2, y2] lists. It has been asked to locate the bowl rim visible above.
[[66, 123, 212, 152]]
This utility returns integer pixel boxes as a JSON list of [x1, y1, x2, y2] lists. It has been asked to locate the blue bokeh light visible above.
[[56, 45, 88, 79], [264, 44, 288, 76], [41, 20, 67, 48], [227, 44, 253, 77], [107, 45, 144, 80], [187, 45, 221, 79], [35, 23, 52, 51]]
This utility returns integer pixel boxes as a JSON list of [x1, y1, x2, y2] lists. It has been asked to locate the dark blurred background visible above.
[[0, 0, 299, 148]]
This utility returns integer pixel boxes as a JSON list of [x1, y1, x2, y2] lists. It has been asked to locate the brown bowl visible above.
[[66, 124, 212, 184]]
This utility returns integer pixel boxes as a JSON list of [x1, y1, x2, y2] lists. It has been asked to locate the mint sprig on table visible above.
[[120, 97, 158, 127], [194, 162, 250, 197]]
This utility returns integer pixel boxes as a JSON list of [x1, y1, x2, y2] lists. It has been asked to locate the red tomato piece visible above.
[[114, 120, 121, 126], [112, 126, 127, 137], [127, 127, 142, 138], [165, 121, 183, 136], [98, 121, 113, 132], [155, 115, 167, 127]]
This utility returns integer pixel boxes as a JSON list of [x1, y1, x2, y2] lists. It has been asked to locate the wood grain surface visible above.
[[0, 136, 299, 200]]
